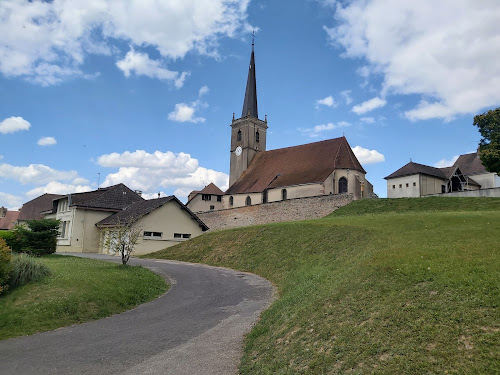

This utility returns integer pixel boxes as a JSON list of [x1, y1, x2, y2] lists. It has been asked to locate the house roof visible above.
[[96, 196, 209, 231], [453, 152, 488, 175], [0, 210, 20, 230], [384, 162, 446, 180], [54, 183, 144, 212], [226, 136, 366, 194], [199, 183, 225, 196], [18, 193, 63, 221]]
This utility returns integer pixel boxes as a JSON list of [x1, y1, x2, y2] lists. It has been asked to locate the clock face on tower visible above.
[[235, 146, 242, 156]]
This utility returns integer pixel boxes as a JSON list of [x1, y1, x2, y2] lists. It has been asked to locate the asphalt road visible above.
[[0, 254, 274, 375]]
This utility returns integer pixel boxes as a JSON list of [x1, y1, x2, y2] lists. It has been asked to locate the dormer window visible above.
[[256, 131, 260, 143], [237, 130, 242, 142]]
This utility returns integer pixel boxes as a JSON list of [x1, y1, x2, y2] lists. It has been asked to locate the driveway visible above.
[[0, 254, 274, 375]]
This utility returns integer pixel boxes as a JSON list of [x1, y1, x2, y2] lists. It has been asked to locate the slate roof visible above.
[[453, 152, 488, 175], [18, 193, 63, 221], [96, 196, 208, 231], [59, 183, 144, 212], [0, 210, 20, 230], [241, 42, 258, 119], [384, 162, 446, 180], [226, 136, 366, 194]]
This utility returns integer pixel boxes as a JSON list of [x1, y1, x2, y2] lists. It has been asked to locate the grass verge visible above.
[[145, 197, 500, 374], [0, 255, 168, 340]]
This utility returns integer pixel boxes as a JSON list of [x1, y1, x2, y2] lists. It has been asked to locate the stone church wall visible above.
[[197, 193, 354, 232]]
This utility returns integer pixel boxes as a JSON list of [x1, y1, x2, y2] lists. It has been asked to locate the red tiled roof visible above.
[[0, 210, 20, 230], [18, 193, 63, 221], [226, 136, 365, 194], [199, 183, 224, 195]]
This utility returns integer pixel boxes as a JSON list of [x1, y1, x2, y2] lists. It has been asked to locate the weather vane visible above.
[[252, 30, 255, 46]]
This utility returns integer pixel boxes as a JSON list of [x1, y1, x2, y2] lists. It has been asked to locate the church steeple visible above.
[[241, 34, 258, 118]]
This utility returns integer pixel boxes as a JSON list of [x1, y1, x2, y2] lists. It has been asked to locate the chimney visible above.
[[0, 206, 6, 218], [157, 192, 160, 198], [134, 190, 142, 197]]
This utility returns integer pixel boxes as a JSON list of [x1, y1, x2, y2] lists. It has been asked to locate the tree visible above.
[[473, 107, 500, 175], [0, 238, 12, 295], [13, 219, 60, 256], [101, 219, 143, 265]]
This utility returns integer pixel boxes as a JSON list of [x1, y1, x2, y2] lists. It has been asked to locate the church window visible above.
[[256, 131, 260, 143], [338, 177, 348, 194], [281, 189, 287, 200], [245, 196, 251, 206], [229, 196, 234, 206], [237, 130, 242, 142], [262, 189, 268, 203]]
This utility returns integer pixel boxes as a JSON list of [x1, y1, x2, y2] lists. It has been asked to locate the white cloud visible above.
[[352, 97, 386, 115], [72, 177, 90, 185], [325, 1, 500, 121], [116, 48, 189, 88], [0, 0, 252, 85], [0, 192, 24, 211], [0, 163, 78, 185], [360, 117, 375, 124], [0, 116, 31, 134], [168, 101, 206, 123], [352, 146, 385, 164], [98, 149, 229, 201], [26, 181, 92, 198], [315, 95, 337, 108], [300, 121, 351, 138], [340, 90, 353, 105], [198, 85, 209, 97], [434, 155, 459, 168], [37, 136, 57, 146]]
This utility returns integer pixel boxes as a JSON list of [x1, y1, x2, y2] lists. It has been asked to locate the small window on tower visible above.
[[256, 131, 260, 143], [237, 130, 242, 142]]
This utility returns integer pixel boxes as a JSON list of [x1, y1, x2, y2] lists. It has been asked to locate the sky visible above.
[[1, 0, 500, 209]]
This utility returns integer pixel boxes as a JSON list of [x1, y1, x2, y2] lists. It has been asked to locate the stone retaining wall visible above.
[[427, 187, 500, 198], [197, 193, 354, 231]]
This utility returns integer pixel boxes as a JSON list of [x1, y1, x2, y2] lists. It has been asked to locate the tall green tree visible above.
[[473, 107, 500, 175]]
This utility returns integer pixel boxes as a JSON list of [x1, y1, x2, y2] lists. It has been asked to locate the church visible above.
[[187, 42, 374, 213]]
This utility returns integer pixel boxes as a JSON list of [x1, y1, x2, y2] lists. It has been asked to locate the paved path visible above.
[[0, 254, 274, 375]]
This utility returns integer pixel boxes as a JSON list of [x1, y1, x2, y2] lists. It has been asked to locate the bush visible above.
[[16, 219, 59, 256], [0, 229, 23, 253], [0, 238, 13, 295], [9, 253, 51, 289]]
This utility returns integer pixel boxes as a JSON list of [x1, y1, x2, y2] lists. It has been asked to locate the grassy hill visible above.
[[145, 197, 500, 374]]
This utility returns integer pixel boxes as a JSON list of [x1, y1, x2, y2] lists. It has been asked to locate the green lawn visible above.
[[0, 255, 168, 340], [145, 197, 500, 374]]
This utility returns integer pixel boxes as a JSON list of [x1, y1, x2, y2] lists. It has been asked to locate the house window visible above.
[[399, 184, 402, 188], [229, 196, 234, 206], [406, 183, 409, 187], [245, 196, 251, 206], [262, 189, 268, 203], [413, 182, 416, 187], [282, 189, 287, 200], [202, 194, 212, 201], [256, 131, 260, 143], [144, 231, 162, 239], [60, 221, 69, 238], [217, 195, 222, 202], [338, 177, 348, 194], [392, 185, 395, 189], [174, 233, 191, 239], [237, 130, 242, 142], [441, 185, 446, 193], [210, 205, 215, 210]]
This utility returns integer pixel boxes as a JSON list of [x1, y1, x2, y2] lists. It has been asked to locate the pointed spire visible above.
[[241, 32, 258, 118]]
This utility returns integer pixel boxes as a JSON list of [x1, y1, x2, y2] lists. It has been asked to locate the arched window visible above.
[[245, 196, 251, 206], [229, 196, 234, 206], [338, 177, 348, 194], [237, 130, 242, 142], [262, 189, 268, 203], [256, 131, 260, 143], [281, 189, 287, 200]]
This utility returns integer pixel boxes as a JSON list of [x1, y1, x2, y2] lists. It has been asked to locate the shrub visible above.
[[9, 253, 51, 289], [0, 229, 23, 253], [0, 238, 13, 295], [16, 219, 59, 256]]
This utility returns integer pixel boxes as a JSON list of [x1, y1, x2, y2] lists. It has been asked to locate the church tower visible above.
[[229, 38, 268, 187]]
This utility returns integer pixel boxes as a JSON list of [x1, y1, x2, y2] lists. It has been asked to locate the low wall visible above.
[[197, 193, 354, 231], [427, 187, 500, 198]]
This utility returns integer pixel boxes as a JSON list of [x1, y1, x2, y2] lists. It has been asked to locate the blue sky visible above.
[[1, 0, 499, 209]]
